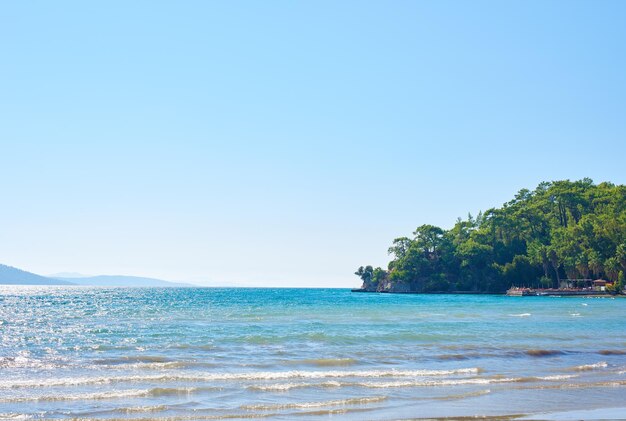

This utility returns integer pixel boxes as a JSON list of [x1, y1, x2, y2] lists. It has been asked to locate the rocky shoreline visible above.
[[351, 288, 498, 295]]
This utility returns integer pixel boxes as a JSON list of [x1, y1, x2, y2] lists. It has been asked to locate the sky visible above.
[[1, 1, 626, 287]]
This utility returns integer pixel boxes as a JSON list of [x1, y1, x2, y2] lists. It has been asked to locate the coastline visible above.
[[400, 407, 626, 420], [351, 288, 499, 294], [520, 407, 626, 420], [351, 288, 623, 297]]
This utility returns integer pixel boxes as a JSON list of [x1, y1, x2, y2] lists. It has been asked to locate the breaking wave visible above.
[[248, 374, 578, 391], [0, 368, 480, 389], [572, 362, 608, 371], [0, 386, 219, 403], [240, 396, 387, 410]]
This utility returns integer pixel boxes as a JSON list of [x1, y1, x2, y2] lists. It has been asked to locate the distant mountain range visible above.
[[52, 275, 195, 287], [0, 264, 74, 285], [0, 264, 195, 287]]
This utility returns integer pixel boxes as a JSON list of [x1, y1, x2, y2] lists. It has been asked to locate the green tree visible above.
[[361, 179, 626, 293]]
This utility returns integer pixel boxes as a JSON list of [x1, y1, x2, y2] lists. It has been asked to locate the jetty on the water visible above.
[[506, 279, 615, 297]]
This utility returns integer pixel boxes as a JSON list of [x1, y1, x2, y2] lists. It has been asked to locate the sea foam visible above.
[[0, 368, 480, 389]]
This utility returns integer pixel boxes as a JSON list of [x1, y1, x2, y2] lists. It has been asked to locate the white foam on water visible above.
[[99, 361, 196, 370], [116, 404, 170, 414], [249, 381, 343, 391], [522, 380, 626, 391], [0, 389, 151, 403], [251, 377, 514, 391], [509, 313, 531, 317], [0, 414, 32, 420], [241, 396, 387, 410], [250, 374, 581, 391], [0, 356, 60, 370], [540, 374, 578, 380], [0, 386, 210, 403], [573, 362, 608, 371], [0, 367, 480, 389], [356, 377, 520, 388]]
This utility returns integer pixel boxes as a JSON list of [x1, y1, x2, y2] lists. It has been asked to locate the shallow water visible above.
[[0, 287, 625, 419]]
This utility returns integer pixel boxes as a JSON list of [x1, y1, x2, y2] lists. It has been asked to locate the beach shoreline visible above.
[[520, 406, 626, 420]]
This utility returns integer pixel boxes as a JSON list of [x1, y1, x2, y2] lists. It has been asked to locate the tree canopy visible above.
[[356, 179, 626, 293]]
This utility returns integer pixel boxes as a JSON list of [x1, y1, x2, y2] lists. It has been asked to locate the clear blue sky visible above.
[[1, 1, 625, 287]]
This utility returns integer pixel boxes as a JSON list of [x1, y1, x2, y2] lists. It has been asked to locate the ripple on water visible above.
[[3, 288, 626, 419], [599, 350, 626, 355], [570, 362, 608, 371], [288, 358, 358, 367], [248, 375, 578, 391], [240, 396, 387, 410], [0, 367, 483, 389], [525, 349, 566, 357]]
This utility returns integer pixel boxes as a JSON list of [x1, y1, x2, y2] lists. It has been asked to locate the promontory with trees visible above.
[[355, 179, 626, 294]]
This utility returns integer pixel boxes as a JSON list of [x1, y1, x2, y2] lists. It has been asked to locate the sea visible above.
[[0, 287, 625, 420]]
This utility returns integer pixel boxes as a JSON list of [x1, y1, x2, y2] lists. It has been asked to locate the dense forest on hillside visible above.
[[356, 179, 626, 293]]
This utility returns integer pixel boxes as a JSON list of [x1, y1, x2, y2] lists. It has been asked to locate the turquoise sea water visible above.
[[1, 287, 625, 420]]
